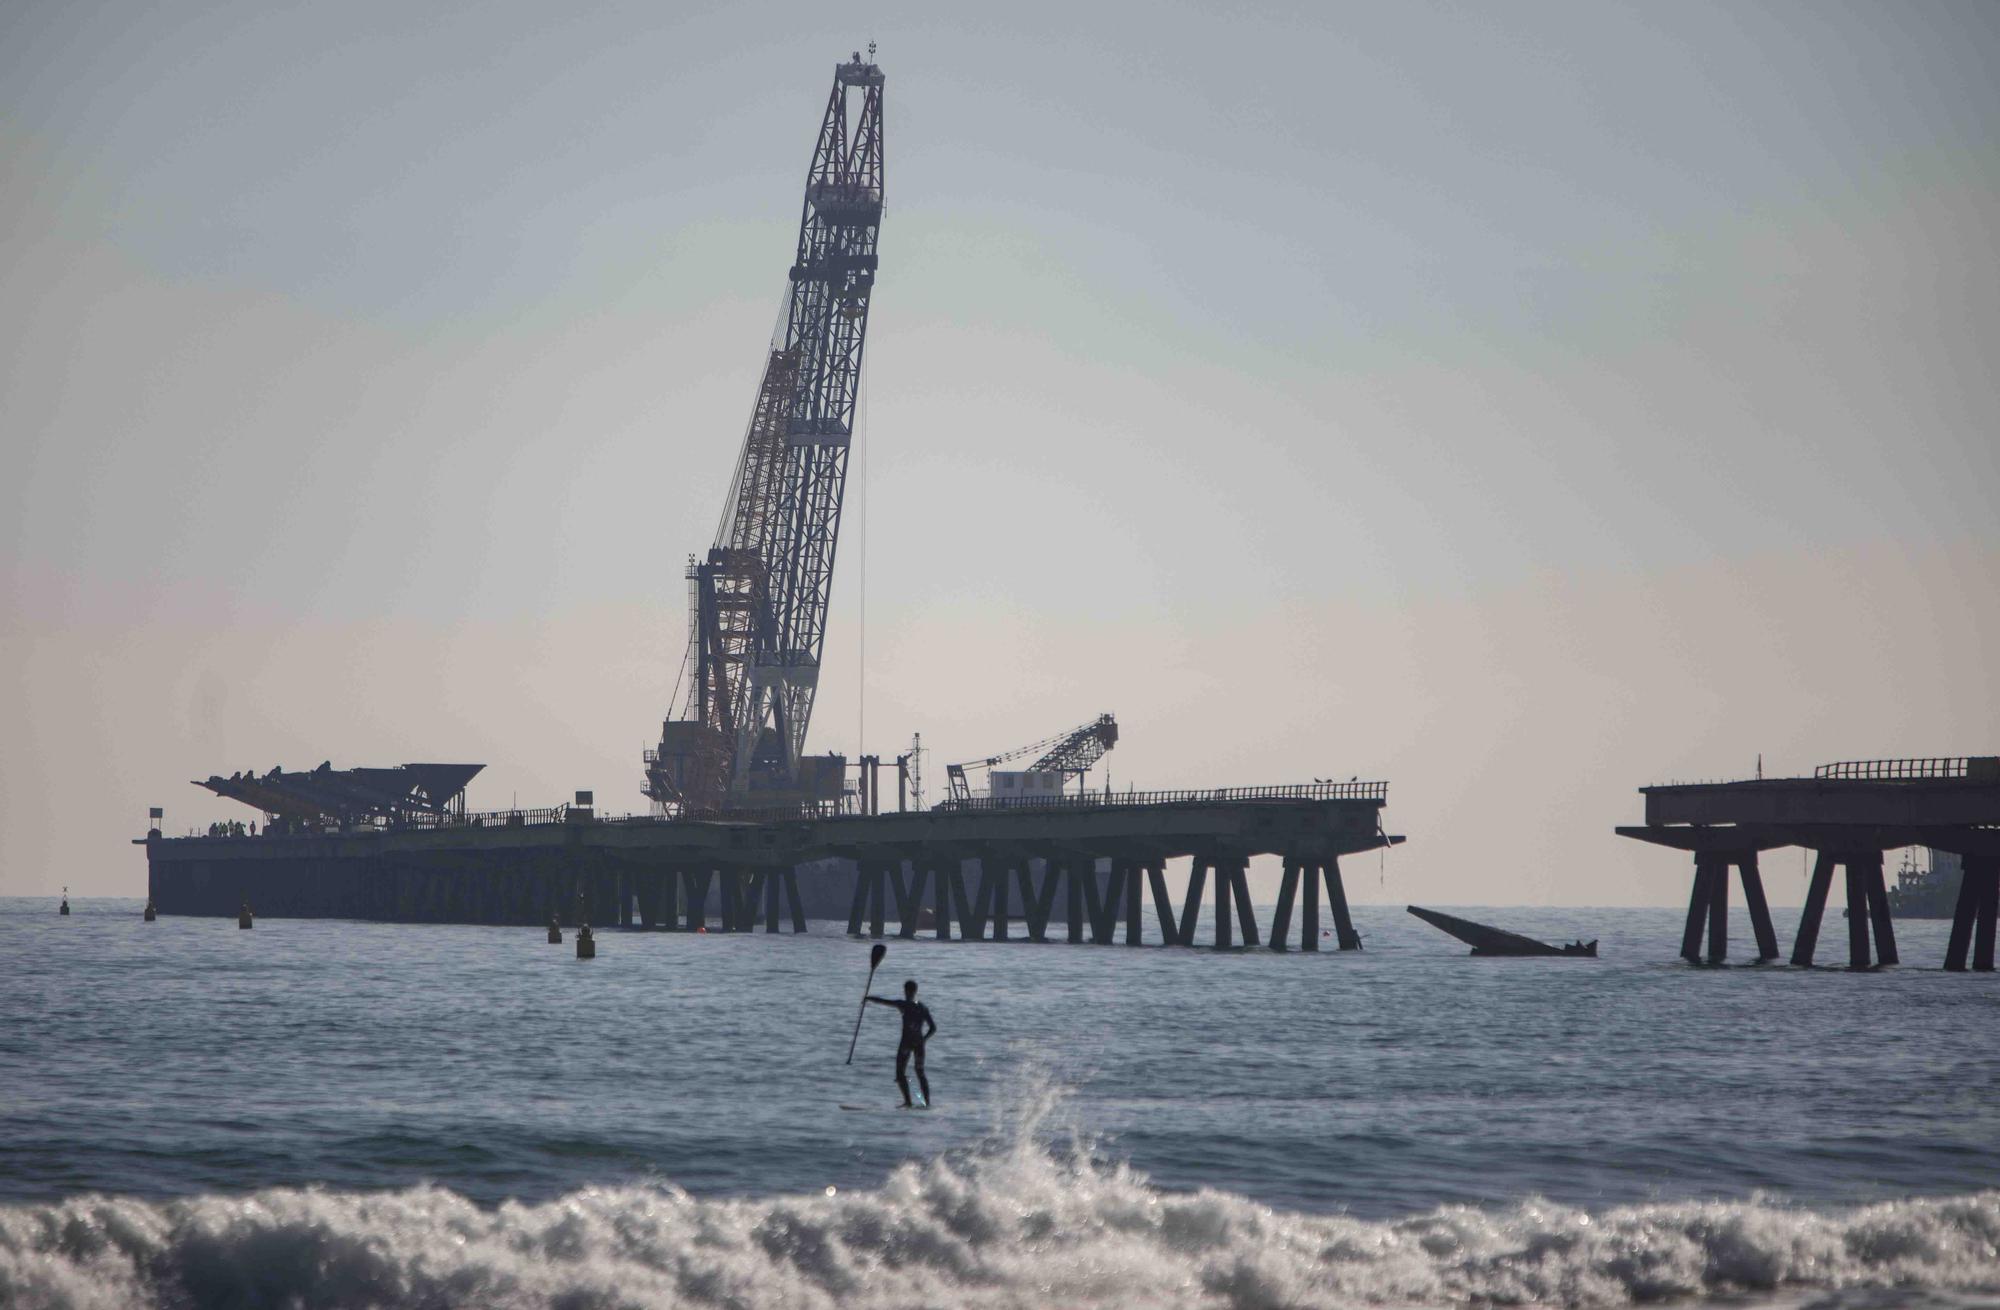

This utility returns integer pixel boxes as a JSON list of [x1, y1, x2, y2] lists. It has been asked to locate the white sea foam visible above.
[[4, 1087, 1998, 1309]]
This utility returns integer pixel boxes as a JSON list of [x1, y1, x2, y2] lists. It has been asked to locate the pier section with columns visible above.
[[1618, 756, 2000, 970], [143, 783, 1402, 951]]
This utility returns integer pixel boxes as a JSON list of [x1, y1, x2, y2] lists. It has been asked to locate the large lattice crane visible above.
[[943, 714, 1119, 804], [644, 51, 885, 814]]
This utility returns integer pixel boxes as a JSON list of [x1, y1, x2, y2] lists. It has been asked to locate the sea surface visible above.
[[2, 895, 1997, 1308]]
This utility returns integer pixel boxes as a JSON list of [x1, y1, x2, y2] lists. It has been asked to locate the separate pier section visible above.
[[1617, 757, 2000, 969], [146, 782, 1401, 951]]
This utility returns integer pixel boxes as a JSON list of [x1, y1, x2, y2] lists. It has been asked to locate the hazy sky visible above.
[[4, 1, 1996, 903]]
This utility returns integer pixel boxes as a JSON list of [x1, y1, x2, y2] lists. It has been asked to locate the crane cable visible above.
[[857, 369, 868, 756]]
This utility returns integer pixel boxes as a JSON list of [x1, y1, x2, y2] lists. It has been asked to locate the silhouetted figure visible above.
[[865, 979, 937, 1107]]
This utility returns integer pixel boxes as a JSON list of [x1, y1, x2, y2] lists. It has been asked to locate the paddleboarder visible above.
[[865, 979, 937, 1108]]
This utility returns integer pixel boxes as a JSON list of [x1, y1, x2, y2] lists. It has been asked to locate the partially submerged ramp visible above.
[[1407, 906, 1596, 957]]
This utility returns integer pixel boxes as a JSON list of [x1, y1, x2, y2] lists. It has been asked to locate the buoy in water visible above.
[[238, 901, 254, 930], [576, 924, 596, 959], [59, 895, 70, 917], [143, 898, 157, 922], [547, 915, 563, 944]]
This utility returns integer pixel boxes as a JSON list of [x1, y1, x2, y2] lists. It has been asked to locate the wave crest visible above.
[[5, 1121, 1999, 1308]]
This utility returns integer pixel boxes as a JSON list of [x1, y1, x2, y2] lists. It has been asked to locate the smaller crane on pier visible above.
[[943, 714, 1119, 805]]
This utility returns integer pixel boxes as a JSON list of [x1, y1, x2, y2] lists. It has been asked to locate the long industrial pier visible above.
[[145, 782, 1401, 951]]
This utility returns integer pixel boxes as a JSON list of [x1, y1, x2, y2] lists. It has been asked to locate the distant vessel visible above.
[[1886, 848, 1963, 919]]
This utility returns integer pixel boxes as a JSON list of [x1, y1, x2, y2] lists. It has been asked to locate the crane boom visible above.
[[644, 51, 885, 814], [944, 714, 1118, 803]]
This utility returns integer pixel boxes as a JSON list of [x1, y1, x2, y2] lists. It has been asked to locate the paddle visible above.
[[845, 943, 888, 1065]]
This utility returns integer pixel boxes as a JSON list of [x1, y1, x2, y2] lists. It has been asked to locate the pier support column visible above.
[[635, 873, 656, 929], [1791, 853, 1835, 966], [1976, 859, 1999, 972], [616, 870, 630, 928], [1177, 857, 1208, 948], [1682, 854, 1784, 964], [892, 868, 920, 936], [1739, 855, 1780, 962], [1024, 862, 1058, 941], [1082, 860, 1119, 944], [1946, 855, 1994, 970], [988, 863, 1009, 942], [1680, 858, 1715, 963], [1324, 859, 1360, 950], [784, 868, 808, 934], [845, 863, 868, 936], [1147, 862, 1179, 945], [1301, 858, 1320, 950], [955, 864, 990, 940], [1951, 854, 2000, 971], [868, 863, 887, 939], [929, 864, 952, 941], [762, 868, 782, 933], [1066, 862, 1085, 944], [1213, 857, 1233, 949], [1124, 862, 1143, 945], [1227, 858, 1259, 947], [1706, 855, 1728, 965], [1860, 851, 1897, 966], [1269, 859, 1300, 952], [1791, 849, 1897, 969], [1844, 860, 1870, 970]]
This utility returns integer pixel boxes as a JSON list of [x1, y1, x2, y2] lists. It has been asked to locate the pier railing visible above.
[[1814, 757, 1997, 782], [931, 780, 1388, 813], [238, 781, 1390, 837], [410, 804, 570, 830]]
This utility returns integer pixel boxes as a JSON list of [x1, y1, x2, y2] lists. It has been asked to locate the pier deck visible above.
[[145, 783, 1402, 951]]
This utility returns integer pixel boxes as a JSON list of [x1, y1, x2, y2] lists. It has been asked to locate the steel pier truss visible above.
[[646, 52, 885, 814]]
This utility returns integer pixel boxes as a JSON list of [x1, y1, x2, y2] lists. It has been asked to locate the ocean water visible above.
[[2, 895, 1997, 1308]]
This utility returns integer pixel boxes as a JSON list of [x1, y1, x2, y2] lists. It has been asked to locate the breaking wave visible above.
[[5, 1087, 1998, 1309]]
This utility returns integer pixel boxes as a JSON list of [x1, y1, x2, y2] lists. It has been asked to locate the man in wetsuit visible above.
[[865, 979, 937, 1107]]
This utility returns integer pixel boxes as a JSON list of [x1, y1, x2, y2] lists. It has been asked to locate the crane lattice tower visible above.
[[644, 51, 885, 813]]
